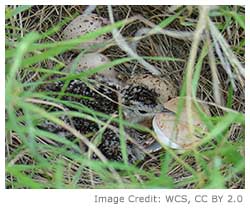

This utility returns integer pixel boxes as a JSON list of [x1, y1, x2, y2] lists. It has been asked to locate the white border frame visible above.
[[1, 1, 248, 208]]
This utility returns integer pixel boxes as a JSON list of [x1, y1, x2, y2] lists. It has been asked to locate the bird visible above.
[[126, 74, 178, 104], [121, 84, 172, 123], [39, 73, 176, 163]]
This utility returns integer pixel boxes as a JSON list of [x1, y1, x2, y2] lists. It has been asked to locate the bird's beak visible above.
[[159, 105, 175, 115], [163, 109, 175, 115]]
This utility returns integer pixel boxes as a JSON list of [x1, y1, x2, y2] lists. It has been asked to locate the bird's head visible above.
[[121, 85, 173, 123]]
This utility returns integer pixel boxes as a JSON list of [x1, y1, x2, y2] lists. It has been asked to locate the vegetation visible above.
[[5, 5, 245, 188]]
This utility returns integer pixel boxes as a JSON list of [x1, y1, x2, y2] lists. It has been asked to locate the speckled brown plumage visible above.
[[39, 77, 146, 163], [127, 74, 178, 103], [39, 73, 174, 162]]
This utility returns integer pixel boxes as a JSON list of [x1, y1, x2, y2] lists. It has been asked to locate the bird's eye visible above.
[[138, 110, 147, 114]]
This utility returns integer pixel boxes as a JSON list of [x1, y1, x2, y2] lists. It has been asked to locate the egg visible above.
[[153, 97, 210, 150], [64, 52, 120, 83], [62, 14, 111, 50]]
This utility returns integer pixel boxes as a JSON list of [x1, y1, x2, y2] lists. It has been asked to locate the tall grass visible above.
[[5, 5, 245, 189]]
